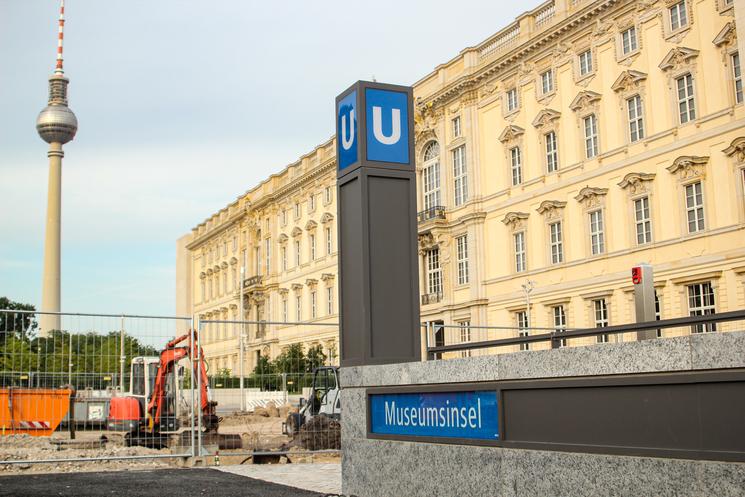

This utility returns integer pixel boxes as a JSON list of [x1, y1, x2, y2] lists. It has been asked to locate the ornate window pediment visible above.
[[291, 283, 303, 291], [291, 226, 303, 237], [659, 47, 699, 72], [569, 90, 601, 113], [417, 232, 438, 254], [713, 21, 737, 48], [305, 278, 318, 288], [536, 200, 567, 220], [531, 109, 561, 130], [498, 125, 525, 144], [305, 220, 318, 231], [320, 212, 334, 224], [667, 155, 709, 181], [230, 257, 238, 265], [320, 273, 335, 283], [574, 186, 608, 209], [278, 287, 289, 296], [278, 233, 289, 243], [206, 268, 213, 275], [618, 172, 656, 196], [501, 212, 529, 231], [199, 272, 206, 279], [611, 70, 647, 93], [723, 137, 745, 162]]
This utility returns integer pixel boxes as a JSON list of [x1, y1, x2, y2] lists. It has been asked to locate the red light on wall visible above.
[[632, 267, 642, 285]]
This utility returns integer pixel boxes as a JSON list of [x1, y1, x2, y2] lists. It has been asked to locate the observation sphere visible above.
[[36, 105, 78, 144]]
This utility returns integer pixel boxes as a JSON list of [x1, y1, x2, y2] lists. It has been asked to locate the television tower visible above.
[[36, 0, 78, 335]]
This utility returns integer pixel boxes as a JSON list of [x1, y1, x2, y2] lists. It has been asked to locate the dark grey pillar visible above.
[[335, 81, 421, 366]]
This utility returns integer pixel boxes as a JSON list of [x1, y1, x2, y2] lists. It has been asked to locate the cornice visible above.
[[415, 0, 619, 109]]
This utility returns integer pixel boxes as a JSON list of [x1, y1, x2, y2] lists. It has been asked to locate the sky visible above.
[[0, 0, 525, 316]]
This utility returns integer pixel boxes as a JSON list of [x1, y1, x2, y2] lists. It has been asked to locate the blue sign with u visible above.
[[337, 90, 358, 171], [365, 88, 409, 164]]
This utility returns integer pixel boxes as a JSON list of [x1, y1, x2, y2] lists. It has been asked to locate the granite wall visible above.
[[340, 332, 745, 497]]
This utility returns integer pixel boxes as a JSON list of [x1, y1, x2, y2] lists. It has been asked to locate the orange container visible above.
[[0, 388, 72, 437]]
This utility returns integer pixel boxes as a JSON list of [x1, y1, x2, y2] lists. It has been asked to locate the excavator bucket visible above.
[[0, 388, 73, 437]]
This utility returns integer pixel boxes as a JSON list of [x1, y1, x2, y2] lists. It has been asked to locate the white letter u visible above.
[[341, 110, 355, 151], [372, 106, 401, 145]]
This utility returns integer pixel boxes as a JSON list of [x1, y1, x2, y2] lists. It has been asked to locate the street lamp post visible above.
[[238, 266, 246, 411], [521, 280, 535, 331]]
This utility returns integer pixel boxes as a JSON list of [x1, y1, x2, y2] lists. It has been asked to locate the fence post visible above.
[[196, 316, 204, 455], [190, 318, 196, 458], [119, 314, 125, 393]]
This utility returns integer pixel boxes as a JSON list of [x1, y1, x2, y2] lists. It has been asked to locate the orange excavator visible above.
[[108, 330, 240, 449]]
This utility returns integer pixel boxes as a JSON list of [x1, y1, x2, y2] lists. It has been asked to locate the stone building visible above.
[[413, 0, 745, 353], [177, 139, 339, 373], [178, 0, 745, 368]]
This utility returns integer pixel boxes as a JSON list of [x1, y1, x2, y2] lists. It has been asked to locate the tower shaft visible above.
[[40, 144, 63, 335]]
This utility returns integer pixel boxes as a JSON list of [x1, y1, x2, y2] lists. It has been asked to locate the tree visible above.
[[306, 344, 327, 371], [272, 343, 306, 375], [0, 297, 37, 338]]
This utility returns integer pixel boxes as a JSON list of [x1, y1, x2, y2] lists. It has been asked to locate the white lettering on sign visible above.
[[341, 110, 355, 150], [383, 398, 482, 429], [372, 106, 401, 145]]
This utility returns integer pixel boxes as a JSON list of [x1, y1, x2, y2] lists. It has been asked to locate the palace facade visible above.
[[178, 0, 745, 369]]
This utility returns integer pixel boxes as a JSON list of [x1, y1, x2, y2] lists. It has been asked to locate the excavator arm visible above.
[[146, 330, 216, 431]]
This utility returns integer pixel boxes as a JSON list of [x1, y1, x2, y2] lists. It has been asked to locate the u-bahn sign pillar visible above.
[[335, 81, 421, 367]]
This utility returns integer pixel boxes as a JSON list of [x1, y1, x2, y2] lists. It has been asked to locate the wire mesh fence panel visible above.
[[198, 318, 340, 460], [0, 310, 196, 466]]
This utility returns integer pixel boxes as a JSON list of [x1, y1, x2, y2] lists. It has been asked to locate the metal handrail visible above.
[[426, 309, 745, 357], [417, 205, 446, 223], [0, 309, 192, 320]]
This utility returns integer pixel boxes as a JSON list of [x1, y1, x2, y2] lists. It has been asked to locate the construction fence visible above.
[[0, 310, 341, 469]]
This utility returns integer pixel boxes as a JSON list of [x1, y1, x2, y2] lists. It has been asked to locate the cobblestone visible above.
[[217, 463, 341, 495]]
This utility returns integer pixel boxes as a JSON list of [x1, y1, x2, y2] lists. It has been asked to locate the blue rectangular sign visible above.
[[365, 88, 410, 164], [369, 390, 499, 441], [337, 90, 358, 171]]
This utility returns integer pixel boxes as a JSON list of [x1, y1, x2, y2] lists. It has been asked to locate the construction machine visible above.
[[108, 330, 240, 450], [284, 365, 340, 436]]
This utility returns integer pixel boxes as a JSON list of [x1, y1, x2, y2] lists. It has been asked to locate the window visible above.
[[669, 0, 687, 31], [507, 88, 518, 112], [295, 240, 301, 266], [589, 210, 605, 255], [549, 221, 563, 264], [310, 234, 316, 261], [733, 52, 743, 104], [222, 272, 227, 295], [627, 95, 644, 142], [265, 238, 271, 273], [223, 241, 228, 257], [325, 227, 332, 255], [517, 311, 529, 351], [311, 291, 317, 319], [453, 146, 468, 206], [688, 282, 716, 333], [456, 235, 469, 285], [655, 290, 662, 338], [510, 147, 522, 186], [231, 267, 237, 291], [281, 246, 287, 271], [583, 114, 598, 159], [295, 295, 302, 322], [541, 70, 554, 95], [579, 49, 593, 76], [545, 131, 558, 173], [677, 73, 696, 124], [426, 248, 442, 295], [621, 26, 637, 55], [452, 116, 461, 138], [200, 280, 205, 303], [309, 194, 315, 211], [294, 202, 300, 218], [459, 321, 471, 358], [634, 196, 652, 245], [514, 232, 526, 273], [685, 181, 705, 233], [594, 298, 609, 343], [232, 236, 237, 252], [255, 246, 261, 275], [327, 287, 334, 315], [423, 142, 441, 210], [281, 209, 287, 226], [281, 296, 288, 322], [553, 305, 567, 347], [324, 186, 332, 204]]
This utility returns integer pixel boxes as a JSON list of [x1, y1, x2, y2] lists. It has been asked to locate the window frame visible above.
[[510, 146, 523, 186], [634, 196, 652, 245], [583, 113, 599, 159], [516, 310, 529, 351], [545, 130, 559, 173], [589, 209, 605, 256], [540, 69, 554, 96], [452, 145, 468, 207], [452, 116, 461, 138], [733, 52, 743, 105], [578, 49, 593, 77], [514, 231, 527, 273], [456, 234, 469, 286], [426, 248, 443, 295], [685, 180, 705, 233], [627, 94, 645, 143], [676, 73, 696, 124], [621, 26, 638, 56], [506, 87, 519, 113], [593, 298, 610, 343], [687, 281, 716, 333], [548, 221, 564, 265]]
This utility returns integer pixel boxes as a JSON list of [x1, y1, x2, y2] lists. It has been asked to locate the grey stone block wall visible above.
[[340, 332, 745, 497]]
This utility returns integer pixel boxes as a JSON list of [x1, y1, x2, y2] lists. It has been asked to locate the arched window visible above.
[[422, 142, 441, 210]]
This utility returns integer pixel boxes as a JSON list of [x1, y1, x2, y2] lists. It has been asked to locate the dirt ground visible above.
[[0, 408, 339, 474]]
